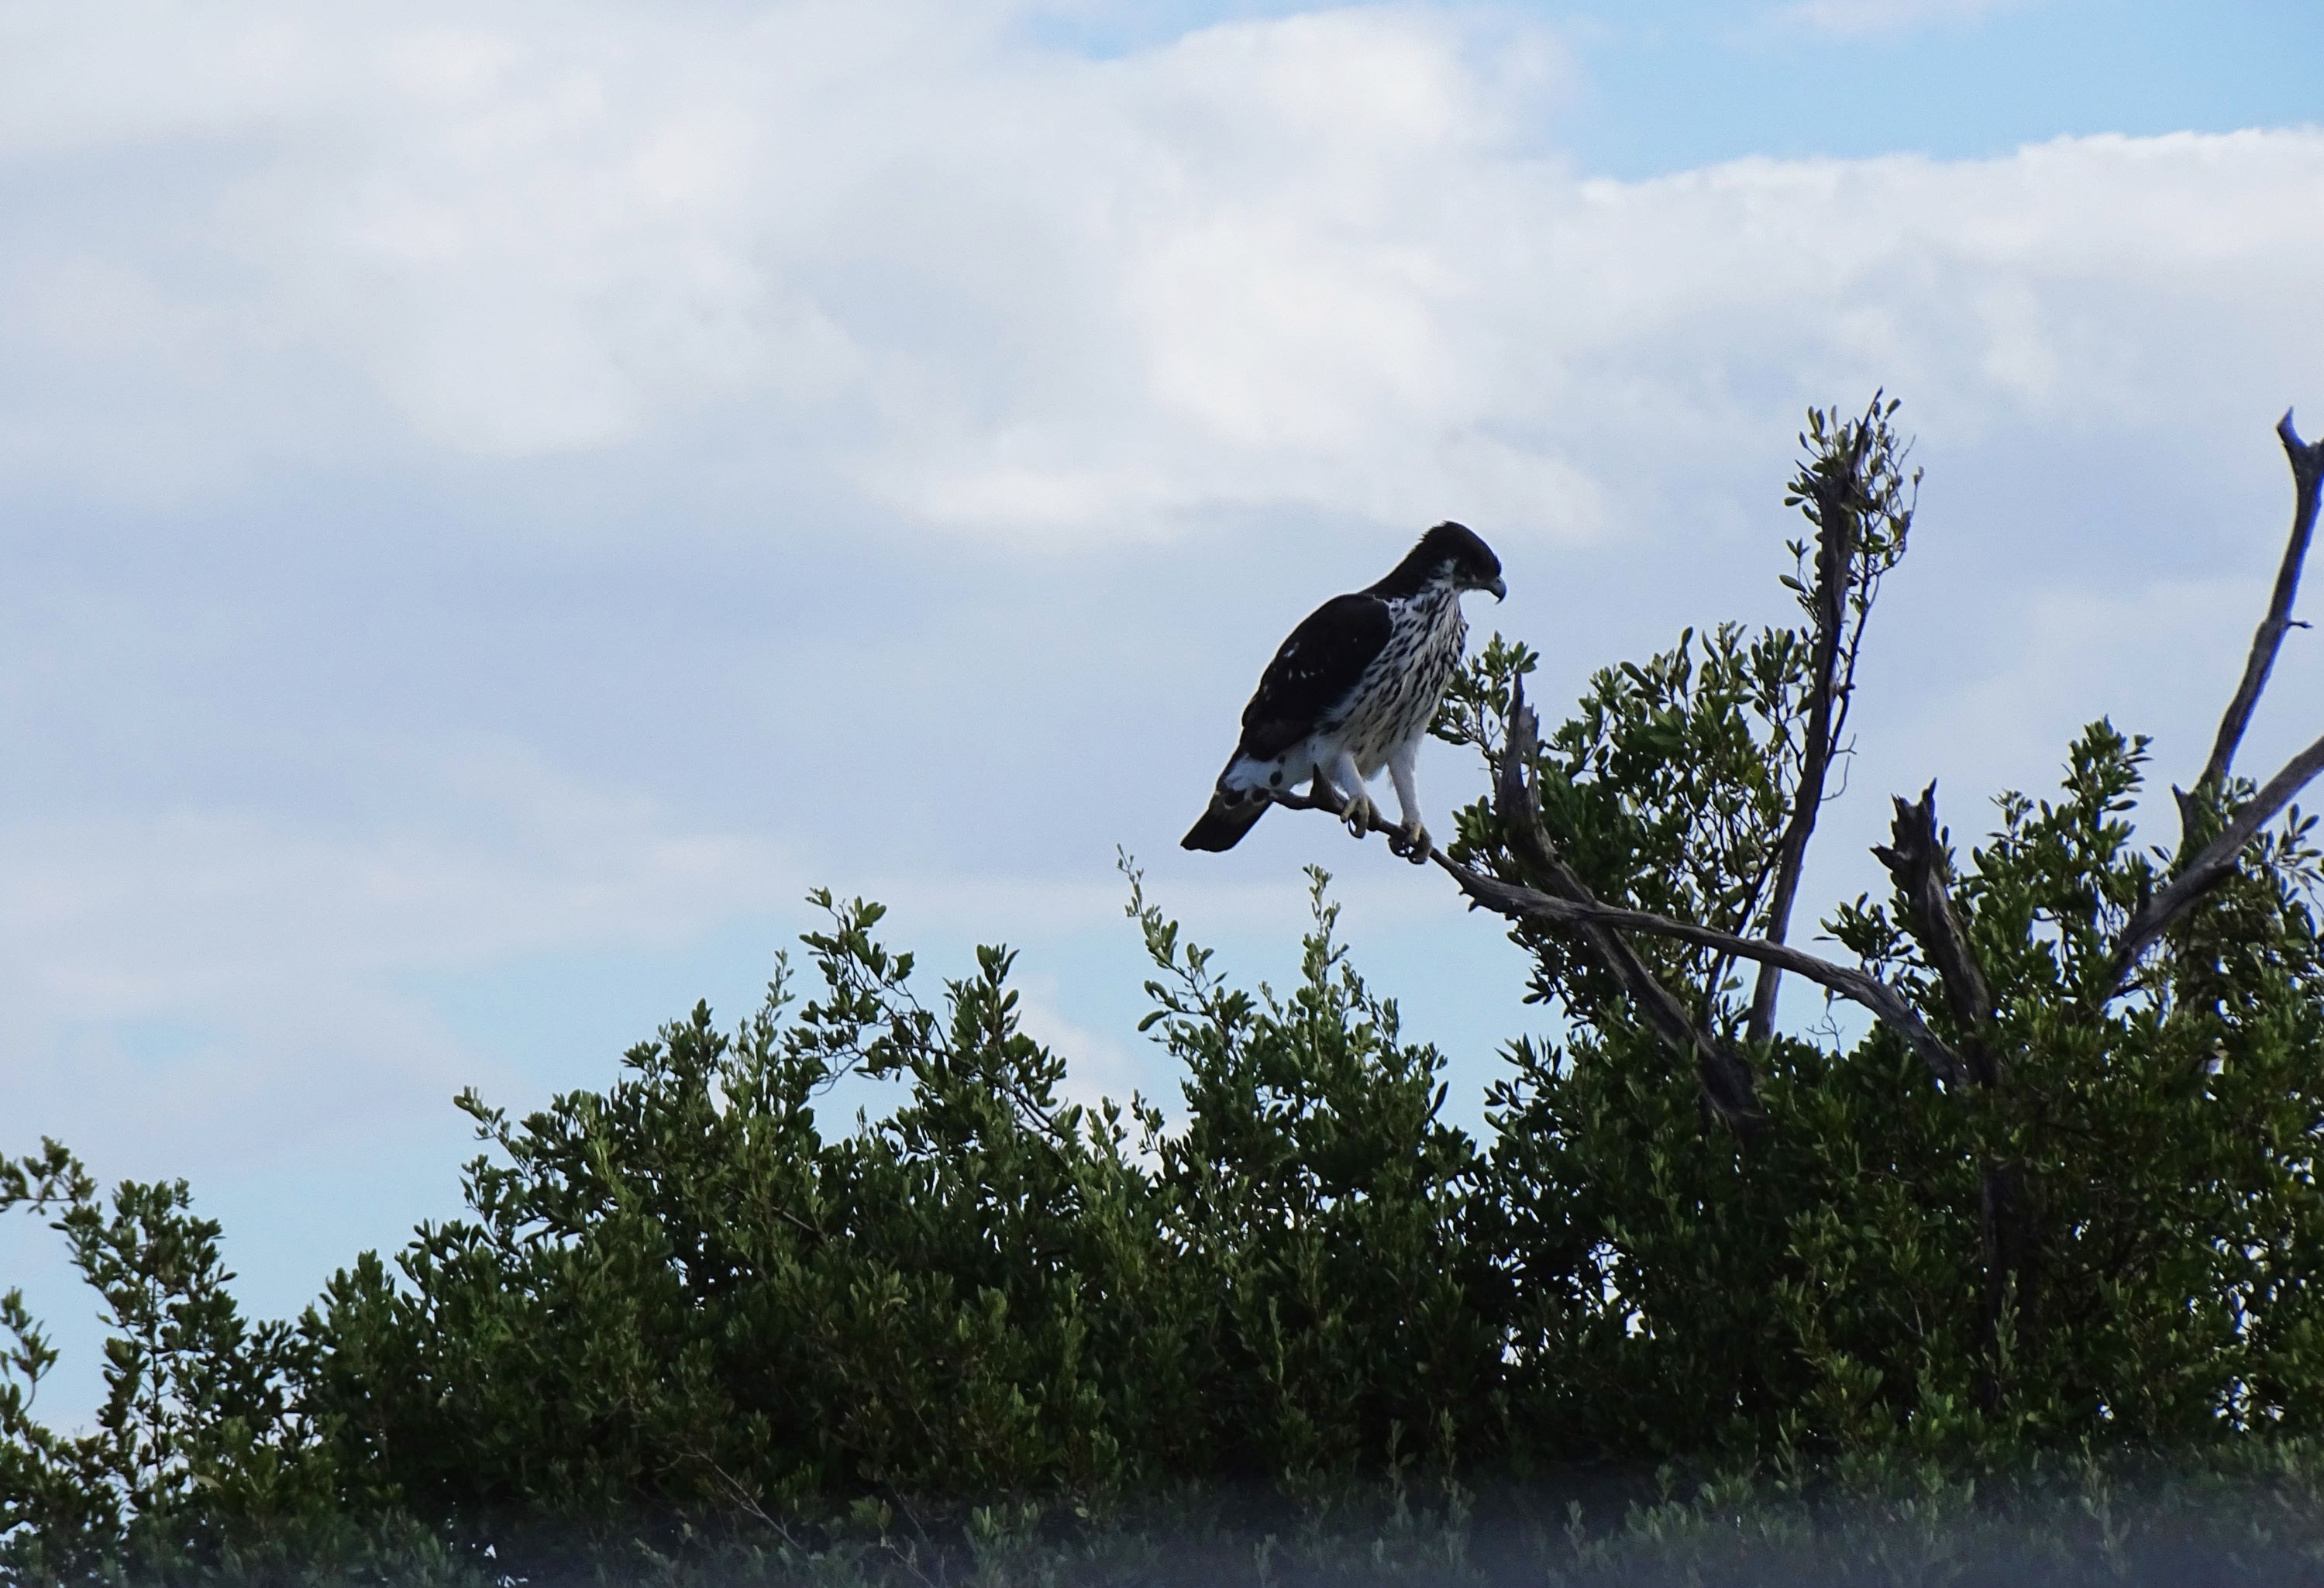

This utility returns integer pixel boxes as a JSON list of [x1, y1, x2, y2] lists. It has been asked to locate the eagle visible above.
[[1181, 521, 1505, 863]]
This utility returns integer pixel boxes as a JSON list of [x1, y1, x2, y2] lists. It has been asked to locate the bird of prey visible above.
[[1181, 521, 1505, 863]]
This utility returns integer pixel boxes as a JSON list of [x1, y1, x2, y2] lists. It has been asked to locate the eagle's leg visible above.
[[1387, 746, 1431, 864], [1319, 750, 1375, 839]]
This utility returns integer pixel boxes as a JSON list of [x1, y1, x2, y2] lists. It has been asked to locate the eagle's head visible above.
[[1410, 520, 1506, 601]]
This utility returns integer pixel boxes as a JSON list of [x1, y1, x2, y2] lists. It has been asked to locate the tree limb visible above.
[[1867, 784, 2028, 1393], [2196, 410, 2324, 795], [1748, 420, 1873, 1044], [1448, 866, 1966, 1090], [2102, 728, 2324, 1001], [2107, 412, 2324, 1002], [1268, 699, 1763, 1124], [1872, 784, 2001, 1087], [1265, 711, 1967, 1094]]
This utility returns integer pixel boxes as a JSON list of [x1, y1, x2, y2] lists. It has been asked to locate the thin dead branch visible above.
[[1269, 700, 1763, 1125], [2196, 411, 2324, 795], [1492, 680, 1763, 1125], [2106, 412, 2324, 1002], [1449, 865, 1966, 1090]]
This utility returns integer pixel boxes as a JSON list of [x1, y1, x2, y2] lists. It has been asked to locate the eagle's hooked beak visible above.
[[1486, 575, 1507, 602]]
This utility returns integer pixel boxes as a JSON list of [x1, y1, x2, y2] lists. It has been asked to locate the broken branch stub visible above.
[[1872, 783, 2002, 1088]]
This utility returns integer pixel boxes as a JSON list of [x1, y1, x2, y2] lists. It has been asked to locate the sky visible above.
[[5, 0, 2324, 1425]]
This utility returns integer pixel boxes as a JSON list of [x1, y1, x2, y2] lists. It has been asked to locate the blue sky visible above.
[[1045, 1, 2324, 171], [4, 0, 2323, 1424], [1556, 0, 2321, 172]]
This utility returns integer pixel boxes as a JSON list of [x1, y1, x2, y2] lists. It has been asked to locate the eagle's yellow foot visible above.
[[1390, 822, 1433, 865], [1340, 791, 1379, 839]]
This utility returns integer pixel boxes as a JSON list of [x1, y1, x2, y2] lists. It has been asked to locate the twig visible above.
[[697, 1451, 810, 1552], [1749, 419, 1875, 1044], [2196, 411, 2324, 794], [1270, 717, 1759, 1123], [1872, 784, 2000, 1087], [773, 1203, 826, 1242]]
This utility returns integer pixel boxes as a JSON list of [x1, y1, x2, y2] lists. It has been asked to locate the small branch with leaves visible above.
[[1749, 396, 1919, 1043]]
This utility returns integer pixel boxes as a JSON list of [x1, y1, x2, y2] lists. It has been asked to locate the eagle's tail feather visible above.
[[1181, 794, 1269, 852]]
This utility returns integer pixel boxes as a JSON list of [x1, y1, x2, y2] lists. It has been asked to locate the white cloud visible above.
[[1011, 982, 1151, 1119], [2, 4, 2319, 559], [0, 742, 804, 1170]]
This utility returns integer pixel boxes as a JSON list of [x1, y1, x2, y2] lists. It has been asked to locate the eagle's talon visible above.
[[1391, 823, 1433, 864], [1341, 792, 1378, 838]]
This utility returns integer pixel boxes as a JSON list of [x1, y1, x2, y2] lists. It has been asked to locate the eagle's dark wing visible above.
[[1236, 593, 1393, 761]]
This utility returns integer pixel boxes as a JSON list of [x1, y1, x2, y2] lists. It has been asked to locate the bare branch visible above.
[[1861, 790, 2033, 1407], [1262, 698, 1966, 1093], [1491, 680, 1763, 1125], [1271, 687, 1768, 1123], [2197, 410, 2324, 795], [2123, 411, 2324, 1003], [2102, 728, 2324, 1001], [1448, 865, 1966, 1090], [1873, 783, 2002, 1087], [1749, 417, 1875, 1044]]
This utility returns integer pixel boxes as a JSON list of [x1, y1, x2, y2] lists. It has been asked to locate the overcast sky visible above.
[[6, 0, 2324, 1424]]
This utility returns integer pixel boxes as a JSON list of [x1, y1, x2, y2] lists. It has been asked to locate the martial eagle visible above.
[[1181, 521, 1505, 863]]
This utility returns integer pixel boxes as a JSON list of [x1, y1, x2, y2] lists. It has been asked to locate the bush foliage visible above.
[[12, 400, 2324, 1583]]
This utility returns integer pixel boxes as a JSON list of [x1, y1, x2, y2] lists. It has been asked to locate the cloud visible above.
[[1010, 981, 1152, 1120], [0, 2, 1585, 532], [5, 0, 2323, 1159], [2, 3, 2319, 562], [0, 742, 804, 1172]]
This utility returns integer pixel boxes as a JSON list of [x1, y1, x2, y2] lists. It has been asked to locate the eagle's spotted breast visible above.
[[1326, 587, 1466, 775]]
